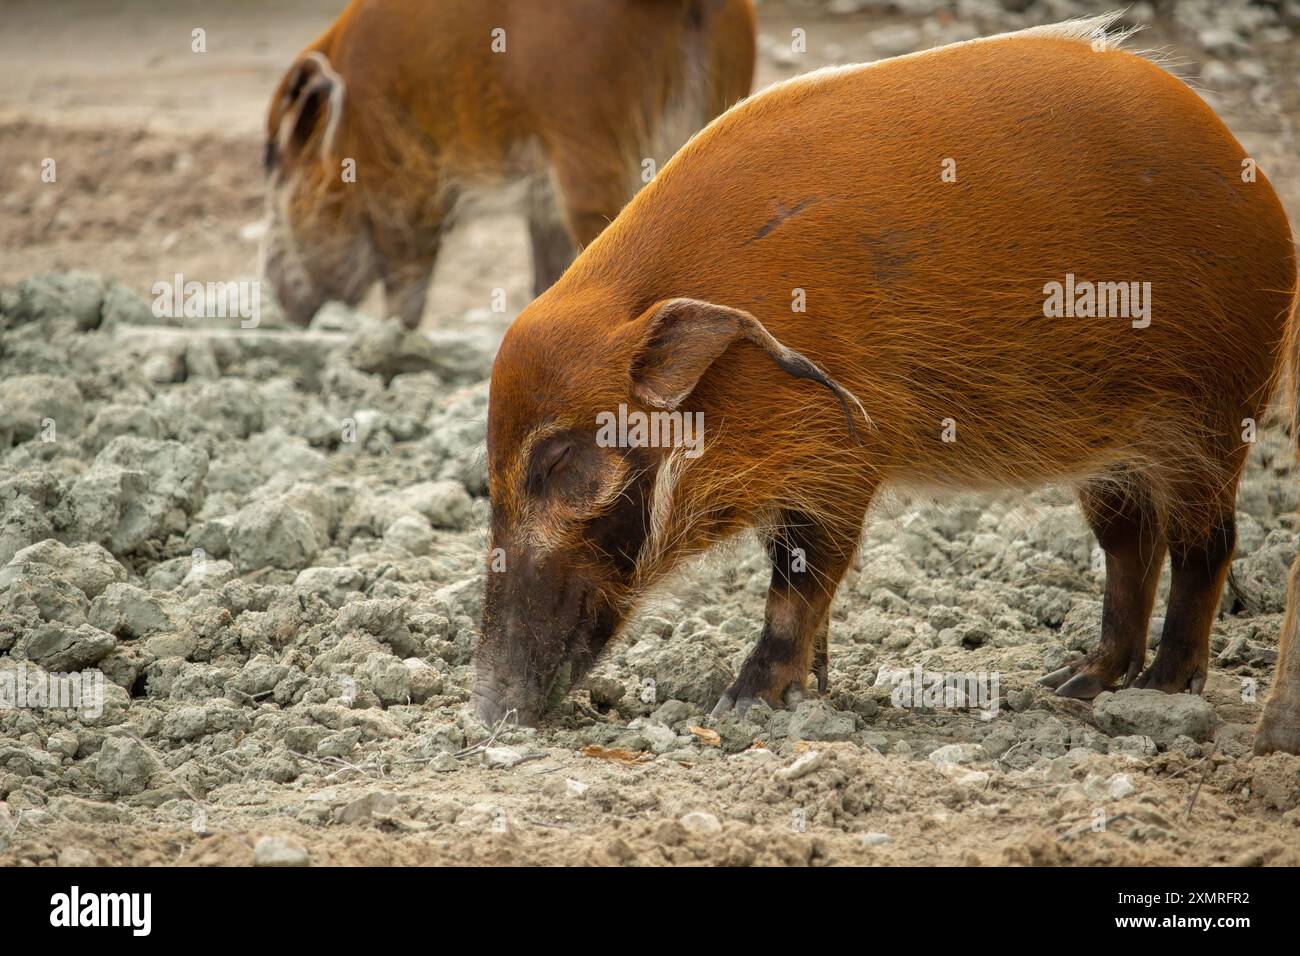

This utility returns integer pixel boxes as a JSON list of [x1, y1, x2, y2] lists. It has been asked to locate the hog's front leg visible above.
[[711, 510, 861, 718]]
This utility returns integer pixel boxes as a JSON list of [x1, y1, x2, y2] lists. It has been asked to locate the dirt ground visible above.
[[0, 0, 1298, 867]]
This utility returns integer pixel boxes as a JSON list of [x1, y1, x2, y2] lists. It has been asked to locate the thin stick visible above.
[[1185, 741, 1218, 819]]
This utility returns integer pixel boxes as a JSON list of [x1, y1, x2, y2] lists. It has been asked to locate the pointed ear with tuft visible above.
[[625, 297, 870, 437], [266, 52, 345, 172]]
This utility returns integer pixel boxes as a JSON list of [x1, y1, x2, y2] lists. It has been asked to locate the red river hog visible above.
[[260, 0, 757, 328], [471, 14, 1299, 754]]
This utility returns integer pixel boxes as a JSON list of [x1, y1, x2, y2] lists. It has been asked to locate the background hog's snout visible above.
[[259, 231, 323, 328]]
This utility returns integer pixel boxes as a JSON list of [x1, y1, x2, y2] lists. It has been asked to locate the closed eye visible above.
[[542, 441, 572, 481], [527, 437, 574, 496]]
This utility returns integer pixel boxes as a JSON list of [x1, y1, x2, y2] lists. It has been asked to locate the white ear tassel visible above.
[[277, 51, 347, 169], [302, 52, 347, 169]]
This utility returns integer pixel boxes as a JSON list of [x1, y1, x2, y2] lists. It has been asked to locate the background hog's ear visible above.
[[626, 297, 871, 436], [266, 52, 344, 171], [628, 298, 744, 409]]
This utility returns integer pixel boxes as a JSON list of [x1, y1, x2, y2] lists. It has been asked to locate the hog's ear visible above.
[[266, 52, 344, 171], [626, 298, 870, 436], [627, 298, 741, 409]]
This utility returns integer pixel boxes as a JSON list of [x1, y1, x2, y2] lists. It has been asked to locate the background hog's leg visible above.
[[374, 215, 445, 331], [383, 261, 435, 330], [711, 508, 863, 718], [1256, 555, 1300, 754], [1137, 512, 1236, 694], [548, 148, 631, 252], [379, 231, 441, 331], [1045, 478, 1165, 698], [527, 176, 578, 298]]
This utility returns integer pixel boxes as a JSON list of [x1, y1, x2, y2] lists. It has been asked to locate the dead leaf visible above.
[[580, 745, 648, 764], [688, 726, 721, 747]]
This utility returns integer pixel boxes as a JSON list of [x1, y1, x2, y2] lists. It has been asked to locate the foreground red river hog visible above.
[[260, 0, 756, 328], [472, 14, 1300, 753]]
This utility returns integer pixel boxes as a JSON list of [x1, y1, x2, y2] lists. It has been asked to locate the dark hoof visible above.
[[1038, 666, 1074, 690], [709, 681, 806, 721], [1054, 671, 1107, 700], [1135, 662, 1206, 695]]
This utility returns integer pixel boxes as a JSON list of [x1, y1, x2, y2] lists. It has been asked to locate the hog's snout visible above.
[[470, 682, 506, 726], [470, 681, 535, 728], [474, 548, 594, 725]]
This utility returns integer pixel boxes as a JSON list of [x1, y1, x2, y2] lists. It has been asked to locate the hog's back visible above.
[[580, 33, 1295, 482]]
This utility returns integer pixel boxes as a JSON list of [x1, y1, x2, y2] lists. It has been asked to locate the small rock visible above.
[[334, 791, 398, 825], [19, 622, 116, 672], [622, 636, 732, 708], [95, 737, 154, 796], [46, 731, 79, 758], [419, 480, 473, 531], [787, 700, 856, 741], [543, 777, 590, 799], [637, 720, 679, 754], [229, 494, 322, 572], [181, 559, 236, 591], [1093, 689, 1217, 745], [361, 653, 411, 705], [88, 583, 170, 639], [404, 658, 443, 703], [346, 324, 441, 381], [100, 281, 156, 328], [939, 766, 990, 788], [777, 750, 825, 781], [0, 374, 85, 445], [429, 751, 458, 772], [589, 677, 627, 711], [283, 726, 331, 754], [482, 746, 524, 769], [679, 810, 722, 834], [11, 272, 104, 330], [63, 437, 208, 555], [1109, 734, 1158, 758], [57, 846, 97, 867], [163, 706, 208, 741], [293, 566, 365, 609], [82, 405, 163, 455], [253, 835, 310, 867], [316, 729, 362, 758], [383, 513, 433, 556], [928, 743, 984, 767], [1108, 773, 1137, 800]]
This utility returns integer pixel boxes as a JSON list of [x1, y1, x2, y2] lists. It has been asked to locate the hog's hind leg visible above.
[[1136, 513, 1235, 694], [1043, 478, 1166, 699], [1137, 446, 1245, 694]]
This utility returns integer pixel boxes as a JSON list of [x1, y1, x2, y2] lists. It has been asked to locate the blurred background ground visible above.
[[1, 0, 1296, 335]]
